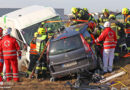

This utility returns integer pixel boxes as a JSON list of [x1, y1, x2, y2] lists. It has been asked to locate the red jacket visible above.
[[95, 27, 117, 49], [0, 35, 21, 59]]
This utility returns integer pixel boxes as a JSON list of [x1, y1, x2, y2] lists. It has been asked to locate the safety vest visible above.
[[125, 15, 130, 23], [110, 22, 121, 39], [30, 41, 37, 55], [36, 34, 47, 53]]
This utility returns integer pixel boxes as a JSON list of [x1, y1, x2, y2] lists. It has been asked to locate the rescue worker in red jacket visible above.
[[95, 22, 117, 73], [0, 28, 21, 82], [0, 27, 3, 82]]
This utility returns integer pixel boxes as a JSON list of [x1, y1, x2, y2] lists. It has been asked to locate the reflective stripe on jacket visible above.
[[125, 27, 130, 34], [95, 27, 117, 49]]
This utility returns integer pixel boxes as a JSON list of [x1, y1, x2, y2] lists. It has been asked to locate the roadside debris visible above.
[[100, 71, 126, 83]]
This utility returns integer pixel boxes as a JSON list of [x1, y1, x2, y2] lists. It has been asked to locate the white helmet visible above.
[[104, 21, 111, 28], [3, 27, 12, 36]]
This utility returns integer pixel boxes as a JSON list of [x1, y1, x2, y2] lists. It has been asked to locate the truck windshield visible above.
[[21, 16, 63, 45], [44, 16, 63, 32], [21, 22, 40, 45], [49, 35, 83, 55]]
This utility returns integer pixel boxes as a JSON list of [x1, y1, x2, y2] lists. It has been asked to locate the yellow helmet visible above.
[[34, 32, 38, 37], [41, 22, 45, 25], [71, 7, 78, 14], [83, 8, 88, 12], [109, 14, 116, 19], [122, 8, 129, 15], [102, 8, 109, 14], [38, 27, 46, 35]]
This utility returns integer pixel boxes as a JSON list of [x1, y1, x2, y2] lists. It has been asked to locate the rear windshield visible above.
[[49, 35, 83, 55]]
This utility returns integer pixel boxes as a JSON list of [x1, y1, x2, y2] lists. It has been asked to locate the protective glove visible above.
[[18, 56, 21, 60]]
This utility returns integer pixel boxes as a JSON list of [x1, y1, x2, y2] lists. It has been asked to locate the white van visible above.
[[0, 5, 63, 69]]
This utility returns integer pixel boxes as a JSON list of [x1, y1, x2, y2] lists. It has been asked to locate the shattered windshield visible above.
[[49, 35, 83, 55], [21, 16, 63, 45], [21, 22, 40, 45], [43, 16, 63, 32]]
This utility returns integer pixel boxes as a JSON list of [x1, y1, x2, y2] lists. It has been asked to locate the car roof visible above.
[[52, 23, 88, 41]]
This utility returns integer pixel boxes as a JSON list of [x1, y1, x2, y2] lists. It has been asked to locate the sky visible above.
[[0, 0, 129, 14]]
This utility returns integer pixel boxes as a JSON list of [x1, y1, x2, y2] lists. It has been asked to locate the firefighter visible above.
[[25, 32, 38, 78], [122, 8, 130, 52], [87, 21, 103, 58], [71, 7, 81, 19], [109, 14, 125, 60], [71, 7, 82, 25], [82, 8, 97, 23], [83, 8, 89, 14], [0, 27, 3, 82], [95, 22, 117, 73], [78, 8, 96, 23], [98, 8, 110, 25], [86, 21, 96, 45], [71, 7, 95, 25], [35, 27, 48, 79], [1, 28, 21, 82]]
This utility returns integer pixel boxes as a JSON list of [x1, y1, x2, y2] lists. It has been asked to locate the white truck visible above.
[[0, 5, 63, 70]]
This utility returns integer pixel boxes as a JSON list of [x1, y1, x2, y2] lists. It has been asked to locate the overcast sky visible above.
[[0, 0, 129, 14]]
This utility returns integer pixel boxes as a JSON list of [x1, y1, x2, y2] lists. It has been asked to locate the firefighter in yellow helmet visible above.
[[83, 8, 88, 14], [122, 8, 129, 17], [71, 7, 81, 19], [121, 8, 130, 53], [108, 14, 125, 61], [71, 7, 96, 25], [35, 27, 48, 80], [98, 8, 110, 24], [71, 7, 79, 15], [71, 7, 81, 25]]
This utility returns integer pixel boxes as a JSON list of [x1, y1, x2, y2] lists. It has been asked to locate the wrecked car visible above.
[[47, 23, 103, 80]]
